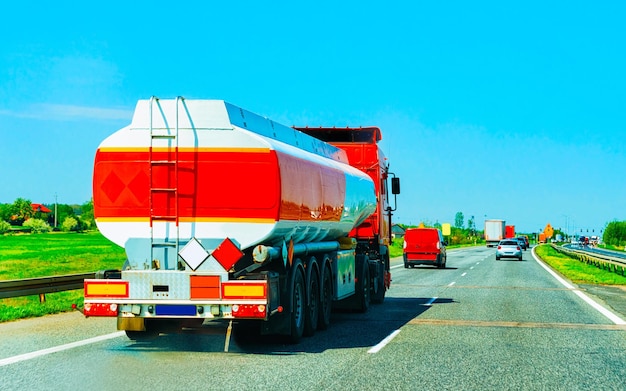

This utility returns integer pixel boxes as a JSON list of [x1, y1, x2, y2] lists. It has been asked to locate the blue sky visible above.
[[1, 1, 624, 234]]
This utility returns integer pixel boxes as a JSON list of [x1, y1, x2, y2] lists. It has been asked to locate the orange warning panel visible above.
[[190, 275, 221, 299]]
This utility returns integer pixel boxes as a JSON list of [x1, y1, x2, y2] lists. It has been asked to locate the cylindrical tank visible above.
[[93, 98, 377, 253]]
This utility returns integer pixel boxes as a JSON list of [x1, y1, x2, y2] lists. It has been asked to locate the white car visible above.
[[495, 239, 523, 261]]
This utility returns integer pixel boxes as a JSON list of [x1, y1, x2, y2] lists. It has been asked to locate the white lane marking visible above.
[[425, 297, 438, 306], [470, 267, 474, 270], [461, 272, 467, 277], [391, 264, 403, 270], [368, 329, 401, 354], [0, 331, 125, 367], [448, 281, 456, 287], [531, 248, 626, 325]]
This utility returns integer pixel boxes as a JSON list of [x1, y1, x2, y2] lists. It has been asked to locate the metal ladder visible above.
[[148, 96, 184, 268]]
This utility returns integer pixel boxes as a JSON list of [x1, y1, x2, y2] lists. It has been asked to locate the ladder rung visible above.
[[152, 216, 177, 221], [152, 134, 176, 139], [152, 243, 177, 247], [151, 188, 177, 192], [151, 160, 176, 164]]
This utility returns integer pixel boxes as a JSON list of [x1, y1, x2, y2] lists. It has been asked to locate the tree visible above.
[[81, 199, 95, 229], [54, 204, 76, 228], [10, 198, 33, 225], [467, 215, 476, 233], [0, 203, 12, 222], [454, 212, 464, 229]]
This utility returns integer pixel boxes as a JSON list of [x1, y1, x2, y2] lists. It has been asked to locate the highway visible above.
[[564, 243, 626, 261], [1, 246, 625, 390]]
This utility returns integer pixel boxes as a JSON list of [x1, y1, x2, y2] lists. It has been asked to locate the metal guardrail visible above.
[[0, 273, 95, 301], [551, 244, 626, 276]]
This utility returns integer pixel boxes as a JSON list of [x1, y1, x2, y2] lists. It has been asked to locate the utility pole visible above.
[[54, 193, 57, 228]]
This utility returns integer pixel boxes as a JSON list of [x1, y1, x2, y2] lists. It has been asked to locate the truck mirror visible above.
[[391, 177, 400, 195]]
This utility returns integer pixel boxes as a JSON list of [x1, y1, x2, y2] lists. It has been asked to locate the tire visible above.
[[303, 264, 319, 337], [371, 261, 386, 304], [125, 330, 158, 341], [318, 264, 332, 330], [125, 318, 174, 341], [288, 267, 306, 343], [496, 256, 500, 261], [356, 260, 371, 313]]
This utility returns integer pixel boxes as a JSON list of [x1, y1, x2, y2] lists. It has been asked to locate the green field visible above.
[[0, 231, 125, 322]]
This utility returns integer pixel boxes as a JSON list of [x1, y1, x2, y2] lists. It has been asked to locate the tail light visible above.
[[497, 246, 502, 250], [232, 304, 266, 318], [84, 303, 118, 317]]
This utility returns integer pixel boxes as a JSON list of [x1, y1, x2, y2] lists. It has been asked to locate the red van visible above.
[[403, 228, 447, 268]]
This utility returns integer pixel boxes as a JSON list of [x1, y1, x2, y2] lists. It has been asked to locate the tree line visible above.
[[0, 198, 95, 234], [602, 220, 626, 247]]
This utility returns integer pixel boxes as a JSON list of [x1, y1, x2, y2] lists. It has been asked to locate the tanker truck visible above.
[[83, 97, 400, 343]]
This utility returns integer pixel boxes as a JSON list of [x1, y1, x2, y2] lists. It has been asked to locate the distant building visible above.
[[391, 224, 406, 239], [32, 203, 52, 213]]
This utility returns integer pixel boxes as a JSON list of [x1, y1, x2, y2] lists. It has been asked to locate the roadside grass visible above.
[[534, 244, 626, 285], [0, 231, 125, 322]]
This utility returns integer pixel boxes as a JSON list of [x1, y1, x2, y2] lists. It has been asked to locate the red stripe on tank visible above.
[[93, 148, 280, 221], [93, 148, 346, 223]]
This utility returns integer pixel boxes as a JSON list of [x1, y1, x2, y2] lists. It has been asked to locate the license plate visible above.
[[155, 305, 197, 316]]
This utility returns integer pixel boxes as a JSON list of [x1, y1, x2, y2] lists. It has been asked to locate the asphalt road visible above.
[[1, 246, 625, 390]]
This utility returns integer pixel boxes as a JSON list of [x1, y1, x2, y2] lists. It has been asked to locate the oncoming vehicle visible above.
[[403, 228, 447, 268], [495, 239, 522, 261]]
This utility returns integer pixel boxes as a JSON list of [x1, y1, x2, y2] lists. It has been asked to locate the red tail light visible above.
[[497, 246, 502, 250], [84, 302, 118, 317], [232, 304, 266, 318]]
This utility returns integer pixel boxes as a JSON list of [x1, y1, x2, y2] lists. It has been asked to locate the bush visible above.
[[61, 216, 79, 232], [0, 220, 11, 234], [23, 218, 52, 233]]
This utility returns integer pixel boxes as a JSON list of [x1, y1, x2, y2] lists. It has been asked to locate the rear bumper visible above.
[[495, 251, 522, 259], [83, 270, 279, 321], [403, 253, 439, 265]]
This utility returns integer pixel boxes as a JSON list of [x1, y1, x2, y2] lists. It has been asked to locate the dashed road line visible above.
[[408, 318, 626, 330], [368, 329, 401, 354]]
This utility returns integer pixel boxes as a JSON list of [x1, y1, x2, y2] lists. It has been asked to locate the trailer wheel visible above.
[[317, 264, 332, 330], [304, 265, 319, 337], [288, 267, 306, 343]]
